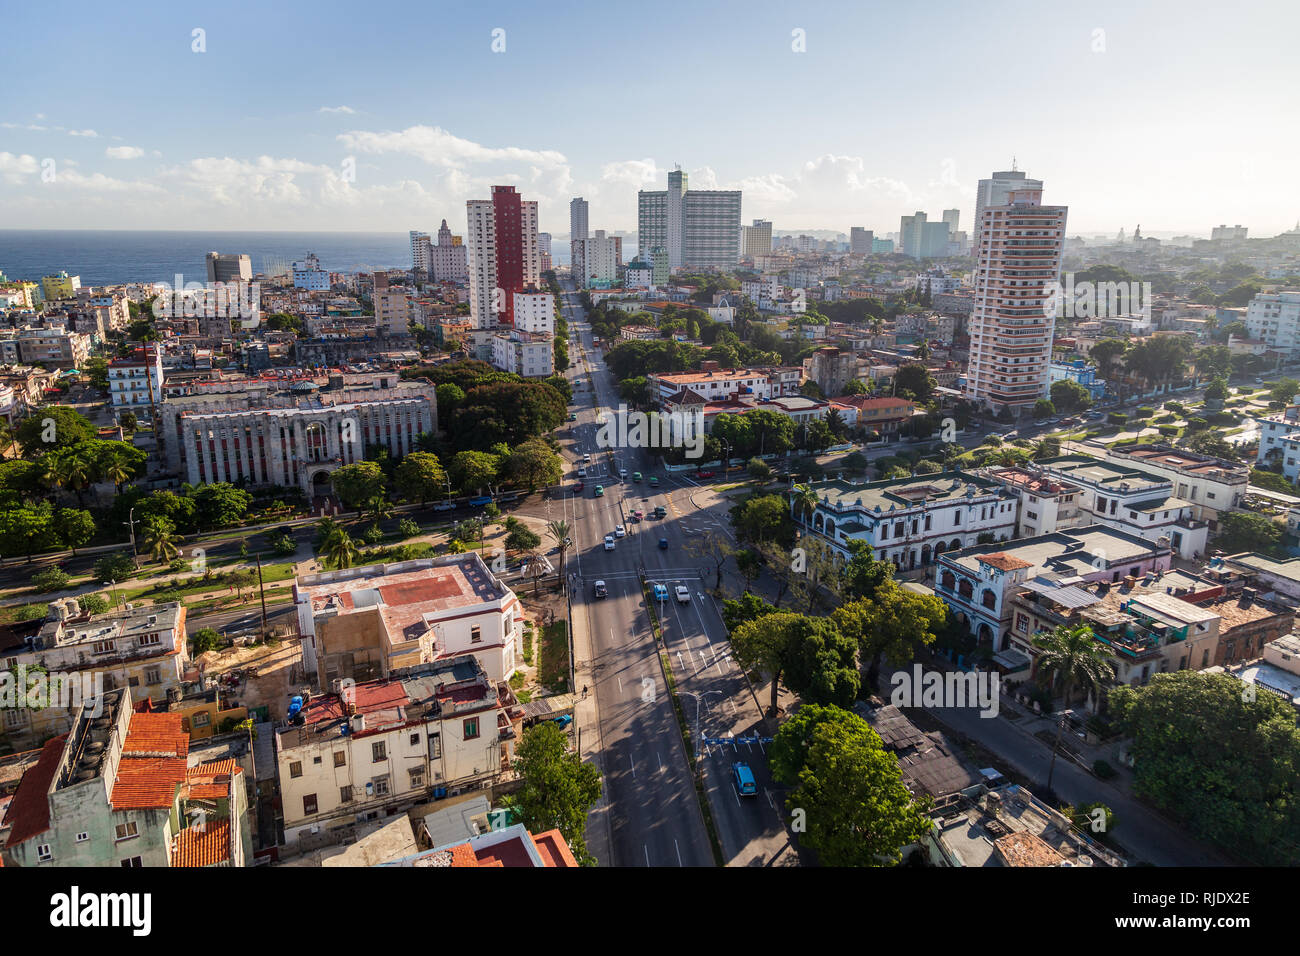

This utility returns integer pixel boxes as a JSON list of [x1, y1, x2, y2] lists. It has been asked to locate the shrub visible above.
[[1106, 412, 1128, 426], [1133, 406, 1154, 419], [191, 627, 222, 654], [272, 534, 297, 557], [94, 553, 137, 584], [1157, 424, 1179, 436], [397, 518, 421, 539], [32, 567, 71, 592], [79, 592, 110, 615], [1093, 759, 1117, 780], [16, 604, 49, 622], [1185, 417, 1209, 431], [362, 524, 385, 545]]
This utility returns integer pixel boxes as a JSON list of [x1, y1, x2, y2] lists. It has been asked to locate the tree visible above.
[[504, 721, 602, 866], [747, 457, 772, 484], [397, 517, 421, 539], [893, 363, 935, 403], [840, 540, 895, 601], [832, 580, 945, 681], [0, 503, 55, 563], [450, 381, 566, 450], [770, 703, 871, 786], [730, 494, 795, 546], [781, 617, 861, 708], [16, 406, 97, 456], [394, 451, 447, 506], [52, 508, 95, 555], [94, 551, 136, 584], [329, 462, 386, 515], [730, 611, 801, 717], [1049, 379, 1092, 414], [1125, 336, 1191, 392], [449, 450, 499, 494], [1213, 511, 1284, 556], [685, 532, 736, 592], [1032, 398, 1056, 419], [79, 592, 110, 615], [32, 566, 71, 592], [1203, 377, 1230, 402], [505, 439, 563, 491], [141, 515, 182, 565], [321, 528, 360, 570], [190, 483, 253, 531], [546, 520, 571, 588], [776, 707, 932, 866], [192, 627, 222, 654], [1031, 623, 1116, 791], [1109, 671, 1300, 865], [722, 590, 775, 632], [733, 549, 762, 593], [1270, 379, 1300, 406], [227, 568, 257, 599], [1088, 338, 1129, 387], [505, 524, 541, 553]]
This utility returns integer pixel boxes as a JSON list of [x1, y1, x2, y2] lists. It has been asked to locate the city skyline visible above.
[[2, 0, 1297, 236]]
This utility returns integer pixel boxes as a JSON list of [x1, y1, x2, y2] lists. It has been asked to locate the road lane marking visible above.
[[675, 840, 682, 867]]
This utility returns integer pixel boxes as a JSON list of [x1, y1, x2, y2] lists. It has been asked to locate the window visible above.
[[76, 832, 90, 843], [982, 590, 997, 610], [92, 640, 117, 655], [409, 768, 425, 789], [289, 761, 303, 778], [372, 741, 387, 762], [340, 785, 353, 803], [958, 580, 973, 599], [372, 776, 390, 796], [120, 856, 142, 868], [410, 733, 420, 746], [313, 755, 322, 765], [115, 821, 139, 841], [36, 844, 52, 862], [464, 717, 480, 740], [470, 625, 482, 644], [953, 511, 961, 525], [333, 751, 346, 768], [192, 712, 211, 728], [139, 633, 160, 647], [1016, 614, 1029, 634], [429, 732, 442, 759]]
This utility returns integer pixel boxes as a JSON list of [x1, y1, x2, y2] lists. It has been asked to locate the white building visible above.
[[492, 328, 554, 379], [638, 168, 741, 270], [374, 288, 412, 335], [972, 168, 1044, 246], [624, 260, 653, 290], [742, 219, 773, 259], [108, 345, 164, 411], [410, 231, 432, 274], [293, 253, 331, 291], [1245, 291, 1300, 354], [571, 230, 619, 289], [511, 290, 555, 335], [467, 188, 540, 329]]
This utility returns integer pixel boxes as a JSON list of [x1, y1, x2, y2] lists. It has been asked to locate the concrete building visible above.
[[1244, 291, 1300, 354], [646, 364, 801, 406], [1210, 224, 1248, 241], [795, 472, 1018, 570], [5, 326, 92, 369], [108, 345, 164, 411], [965, 184, 1067, 414], [40, 271, 81, 301], [292, 253, 331, 291], [492, 327, 554, 378], [467, 187, 540, 328], [1, 691, 250, 867], [571, 230, 620, 289], [374, 287, 412, 335], [900, 212, 950, 260], [569, 197, 589, 243], [511, 290, 555, 334], [743, 219, 773, 259], [638, 168, 741, 270], [624, 260, 653, 290], [205, 253, 252, 284], [850, 227, 874, 255], [1103, 444, 1247, 522], [972, 169, 1044, 247], [431, 220, 468, 283], [410, 231, 432, 275], [274, 655, 523, 845], [294, 554, 523, 687]]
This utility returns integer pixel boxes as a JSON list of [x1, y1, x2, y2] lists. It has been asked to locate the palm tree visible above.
[[101, 453, 135, 493], [791, 484, 819, 528], [45, 453, 92, 507], [1031, 623, 1116, 792], [0, 420, 18, 459], [141, 518, 181, 565], [366, 494, 394, 523], [321, 529, 360, 570], [546, 520, 571, 591], [314, 516, 342, 549]]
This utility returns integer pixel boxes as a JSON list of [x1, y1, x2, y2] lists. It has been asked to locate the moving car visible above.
[[632, 471, 642, 482], [697, 470, 715, 479], [569, 413, 577, 421], [577, 467, 586, 477], [594, 485, 605, 497], [648, 476, 660, 487], [593, 580, 608, 598], [614, 524, 626, 537], [652, 584, 669, 601], [618, 468, 628, 479], [652, 505, 667, 518], [630, 509, 644, 520], [659, 538, 669, 550], [574, 481, 584, 492], [583, 453, 591, 463], [604, 534, 615, 550], [432, 501, 456, 512], [468, 495, 493, 507], [733, 762, 757, 797], [675, 585, 690, 603]]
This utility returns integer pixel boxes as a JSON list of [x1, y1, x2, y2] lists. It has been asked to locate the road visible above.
[[558, 279, 794, 866]]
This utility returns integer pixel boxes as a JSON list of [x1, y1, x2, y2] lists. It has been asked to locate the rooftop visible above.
[[806, 471, 1007, 515], [943, 525, 1167, 579]]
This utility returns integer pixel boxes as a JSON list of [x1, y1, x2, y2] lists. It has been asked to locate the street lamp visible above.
[[125, 507, 138, 568], [719, 438, 731, 478]]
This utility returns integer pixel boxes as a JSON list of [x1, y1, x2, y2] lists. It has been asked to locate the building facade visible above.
[[638, 168, 741, 270], [467, 187, 540, 328]]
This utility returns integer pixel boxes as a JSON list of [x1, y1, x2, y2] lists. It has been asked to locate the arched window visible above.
[[941, 570, 956, 591], [982, 589, 997, 610], [958, 579, 973, 599]]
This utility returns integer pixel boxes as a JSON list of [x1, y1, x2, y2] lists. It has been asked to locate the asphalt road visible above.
[[560, 281, 794, 866]]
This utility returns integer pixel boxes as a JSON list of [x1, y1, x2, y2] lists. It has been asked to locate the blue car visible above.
[[551, 714, 573, 729], [659, 538, 669, 550], [468, 495, 493, 507], [733, 762, 757, 797]]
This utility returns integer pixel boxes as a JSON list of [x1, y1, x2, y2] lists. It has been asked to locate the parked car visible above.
[[432, 501, 456, 512], [697, 470, 715, 479], [577, 467, 586, 477], [659, 537, 669, 550], [733, 762, 757, 797], [648, 476, 660, 487], [594, 580, 608, 598], [632, 471, 642, 482], [652, 505, 666, 518], [569, 413, 577, 421], [583, 453, 591, 462], [468, 495, 493, 507], [604, 534, 615, 551], [652, 584, 669, 601], [574, 481, 584, 492], [675, 585, 690, 603], [552, 715, 573, 729]]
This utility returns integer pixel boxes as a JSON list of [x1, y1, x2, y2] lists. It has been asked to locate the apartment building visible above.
[[40, 271, 81, 301], [1103, 444, 1247, 522], [275, 654, 523, 845], [492, 328, 554, 378], [802, 346, 865, 396], [965, 184, 1067, 414], [571, 230, 620, 289], [830, 396, 918, 435], [934, 526, 1172, 652], [795, 472, 1018, 570], [743, 219, 773, 259], [638, 168, 741, 270], [1, 691, 250, 867], [295, 554, 522, 687], [646, 364, 801, 406], [292, 253, 331, 292], [108, 345, 164, 411], [2, 326, 92, 369], [205, 253, 252, 284], [0, 599, 188, 750], [1244, 291, 1300, 353], [467, 186, 540, 328]]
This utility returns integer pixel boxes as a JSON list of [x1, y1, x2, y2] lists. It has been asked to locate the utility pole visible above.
[[125, 507, 138, 567], [255, 552, 269, 641]]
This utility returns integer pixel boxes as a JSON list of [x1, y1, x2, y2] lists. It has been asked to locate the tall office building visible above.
[[205, 252, 252, 284], [899, 213, 950, 259], [537, 232, 553, 274], [638, 167, 741, 270], [569, 198, 589, 242], [850, 227, 874, 254], [431, 219, 468, 282], [973, 168, 1043, 251], [467, 186, 539, 328], [742, 219, 773, 258], [942, 209, 960, 233], [965, 184, 1068, 414], [571, 230, 619, 288], [410, 231, 432, 274]]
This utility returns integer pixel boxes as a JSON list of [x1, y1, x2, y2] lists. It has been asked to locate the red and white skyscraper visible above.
[[467, 186, 539, 328], [965, 183, 1068, 414]]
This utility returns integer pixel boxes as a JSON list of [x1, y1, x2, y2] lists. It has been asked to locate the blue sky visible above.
[[2, 0, 1297, 238]]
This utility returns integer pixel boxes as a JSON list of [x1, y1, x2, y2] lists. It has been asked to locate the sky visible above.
[[2, 0, 1297, 239]]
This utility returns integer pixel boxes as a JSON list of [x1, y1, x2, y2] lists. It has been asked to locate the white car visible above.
[[614, 524, 626, 537], [577, 467, 586, 477], [619, 468, 628, 479], [674, 585, 691, 604], [432, 501, 456, 512], [582, 453, 591, 463], [604, 535, 616, 551]]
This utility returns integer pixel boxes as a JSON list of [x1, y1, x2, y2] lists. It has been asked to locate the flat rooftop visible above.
[[944, 525, 1163, 578], [809, 471, 1005, 514]]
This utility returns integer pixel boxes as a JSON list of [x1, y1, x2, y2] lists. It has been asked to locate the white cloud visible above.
[[68, 129, 98, 138], [0, 152, 39, 183], [319, 105, 356, 114], [338, 125, 567, 171], [105, 146, 144, 160], [1, 122, 47, 132]]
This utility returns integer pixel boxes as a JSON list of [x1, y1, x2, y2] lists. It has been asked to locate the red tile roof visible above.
[[170, 819, 232, 867], [123, 713, 189, 757], [979, 553, 1033, 572], [112, 757, 188, 810], [2, 735, 66, 848]]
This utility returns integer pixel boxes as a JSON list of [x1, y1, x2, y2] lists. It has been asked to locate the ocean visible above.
[[0, 230, 416, 286]]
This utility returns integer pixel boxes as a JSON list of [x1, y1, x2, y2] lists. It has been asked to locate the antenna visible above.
[[1011, 156, 1018, 172]]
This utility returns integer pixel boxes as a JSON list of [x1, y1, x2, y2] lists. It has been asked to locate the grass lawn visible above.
[[539, 621, 570, 694]]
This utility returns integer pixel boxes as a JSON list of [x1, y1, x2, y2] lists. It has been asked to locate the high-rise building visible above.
[[850, 227, 874, 254], [743, 219, 773, 258], [410, 230, 432, 274], [973, 169, 1043, 250], [572, 230, 619, 288], [292, 252, 330, 291], [569, 198, 589, 242], [1245, 291, 1300, 353], [942, 209, 960, 233], [467, 187, 539, 328], [965, 184, 1068, 414], [900, 213, 950, 259], [205, 252, 251, 284], [431, 219, 468, 283], [638, 168, 741, 270]]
